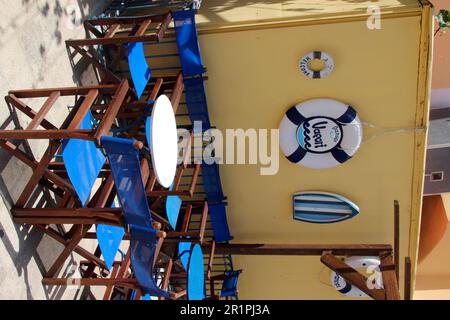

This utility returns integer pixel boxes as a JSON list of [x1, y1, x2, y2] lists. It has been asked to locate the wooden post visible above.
[[404, 256, 411, 300], [394, 200, 400, 286], [380, 251, 401, 300]]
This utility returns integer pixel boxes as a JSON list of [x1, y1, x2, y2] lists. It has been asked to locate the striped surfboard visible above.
[[293, 192, 359, 224]]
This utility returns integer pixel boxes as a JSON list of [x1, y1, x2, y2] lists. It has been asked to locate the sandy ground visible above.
[[0, 0, 109, 300]]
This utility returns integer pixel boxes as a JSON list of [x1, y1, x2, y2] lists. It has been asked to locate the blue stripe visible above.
[[338, 282, 353, 294], [286, 146, 307, 163], [335, 106, 357, 124], [294, 202, 354, 212], [331, 148, 352, 163], [294, 203, 355, 213], [294, 210, 351, 218], [296, 193, 342, 199], [294, 212, 349, 222], [294, 199, 352, 207], [286, 106, 306, 126]]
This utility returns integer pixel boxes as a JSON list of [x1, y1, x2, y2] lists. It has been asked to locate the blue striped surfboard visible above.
[[293, 192, 359, 224]]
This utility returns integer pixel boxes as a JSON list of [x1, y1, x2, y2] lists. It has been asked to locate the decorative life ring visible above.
[[279, 99, 363, 169], [299, 51, 334, 79], [330, 256, 383, 298]]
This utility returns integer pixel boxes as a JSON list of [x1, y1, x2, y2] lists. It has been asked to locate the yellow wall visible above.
[[198, 2, 431, 299], [196, 0, 421, 31]]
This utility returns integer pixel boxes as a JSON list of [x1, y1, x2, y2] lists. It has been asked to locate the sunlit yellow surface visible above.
[[197, 0, 432, 299]]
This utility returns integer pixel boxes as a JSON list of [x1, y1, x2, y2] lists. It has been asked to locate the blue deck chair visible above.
[[101, 136, 171, 298], [183, 77, 212, 131], [61, 111, 125, 271], [218, 270, 242, 298], [173, 9, 205, 77], [95, 202, 125, 271], [62, 112, 106, 206], [208, 203, 233, 243], [127, 42, 152, 99]]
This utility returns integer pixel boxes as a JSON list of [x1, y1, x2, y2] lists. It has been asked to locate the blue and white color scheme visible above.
[[331, 256, 383, 298], [279, 99, 363, 169], [293, 191, 359, 223], [299, 51, 334, 79]]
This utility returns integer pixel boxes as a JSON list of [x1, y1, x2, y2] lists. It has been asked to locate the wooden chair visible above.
[[0, 80, 130, 210], [66, 12, 173, 97], [40, 136, 185, 299]]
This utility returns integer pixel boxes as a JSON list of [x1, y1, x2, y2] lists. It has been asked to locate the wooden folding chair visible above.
[[66, 12, 173, 91], [0, 80, 130, 209]]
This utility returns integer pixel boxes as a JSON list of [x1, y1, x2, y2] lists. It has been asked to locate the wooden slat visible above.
[[0, 129, 92, 140], [134, 19, 152, 37], [105, 24, 120, 38], [35, 225, 106, 270], [94, 80, 129, 144], [15, 143, 60, 207], [67, 89, 98, 130], [103, 263, 120, 300], [198, 202, 209, 243], [66, 34, 158, 46], [321, 253, 386, 300], [170, 72, 184, 112], [0, 140, 75, 194], [188, 163, 201, 197], [42, 277, 138, 287], [85, 14, 169, 26], [6, 95, 57, 129], [71, 45, 121, 84], [12, 207, 122, 217], [9, 84, 117, 98], [380, 251, 401, 300], [181, 204, 192, 232], [83, 20, 104, 38], [156, 12, 172, 42], [25, 91, 60, 130]]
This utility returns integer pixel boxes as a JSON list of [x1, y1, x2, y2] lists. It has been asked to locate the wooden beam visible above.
[[25, 91, 60, 130], [404, 256, 411, 300], [156, 12, 172, 42], [35, 225, 106, 270], [9, 84, 117, 97], [321, 253, 386, 300], [0, 129, 92, 140], [380, 251, 401, 300], [394, 200, 400, 286], [6, 95, 57, 130], [94, 80, 129, 145], [85, 14, 169, 26], [208, 243, 392, 256], [105, 24, 121, 38], [134, 19, 152, 37], [66, 89, 98, 130], [70, 45, 121, 84], [66, 34, 158, 46]]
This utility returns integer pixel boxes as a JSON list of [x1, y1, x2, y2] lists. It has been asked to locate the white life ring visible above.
[[299, 51, 334, 79], [330, 256, 383, 298], [279, 99, 363, 169]]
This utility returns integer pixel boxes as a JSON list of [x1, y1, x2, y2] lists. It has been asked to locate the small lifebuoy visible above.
[[331, 256, 383, 298], [299, 51, 334, 79], [279, 99, 363, 169]]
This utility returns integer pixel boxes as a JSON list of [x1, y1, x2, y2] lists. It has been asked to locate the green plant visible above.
[[435, 9, 450, 36]]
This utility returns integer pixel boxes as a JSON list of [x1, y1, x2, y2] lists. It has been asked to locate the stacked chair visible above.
[[0, 1, 240, 300]]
